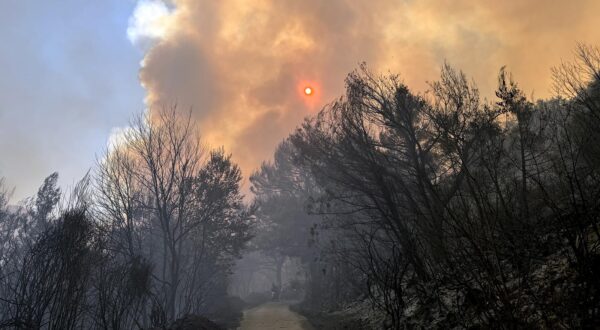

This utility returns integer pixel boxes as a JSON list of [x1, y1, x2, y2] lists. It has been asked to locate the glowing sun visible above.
[[304, 86, 313, 96]]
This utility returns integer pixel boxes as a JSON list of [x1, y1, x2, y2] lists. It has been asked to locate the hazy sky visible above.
[[0, 0, 144, 200], [2, 0, 600, 201]]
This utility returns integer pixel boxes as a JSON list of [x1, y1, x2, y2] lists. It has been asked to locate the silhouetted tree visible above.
[[96, 106, 252, 325]]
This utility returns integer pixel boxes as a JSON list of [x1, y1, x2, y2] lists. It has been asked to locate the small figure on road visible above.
[[270, 283, 280, 301]]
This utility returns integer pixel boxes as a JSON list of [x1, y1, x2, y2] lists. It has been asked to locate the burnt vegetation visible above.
[[2, 45, 600, 329], [1, 109, 251, 329], [249, 44, 600, 329]]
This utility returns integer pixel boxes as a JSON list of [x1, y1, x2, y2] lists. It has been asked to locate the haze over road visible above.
[[238, 302, 314, 330]]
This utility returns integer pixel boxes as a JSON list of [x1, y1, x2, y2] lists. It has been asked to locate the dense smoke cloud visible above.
[[138, 0, 600, 182]]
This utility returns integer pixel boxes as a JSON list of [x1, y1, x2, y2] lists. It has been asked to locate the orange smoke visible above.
[[135, 0, 600, 188]]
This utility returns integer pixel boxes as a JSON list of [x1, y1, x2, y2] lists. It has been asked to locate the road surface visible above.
[[238, 302, 314, 330]]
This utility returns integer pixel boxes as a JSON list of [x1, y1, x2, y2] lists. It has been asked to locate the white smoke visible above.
[[127, 0, 172, 49]]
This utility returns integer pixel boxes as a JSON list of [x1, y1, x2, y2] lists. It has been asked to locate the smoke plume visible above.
[[135, 0, 600, 182]]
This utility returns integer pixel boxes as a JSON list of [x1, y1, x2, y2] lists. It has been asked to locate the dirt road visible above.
[[238, 302, 314, 330]]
